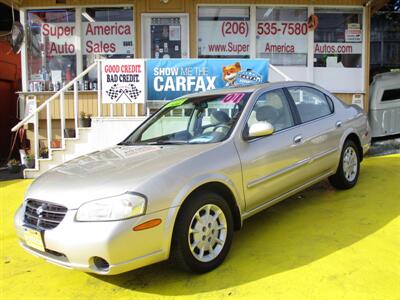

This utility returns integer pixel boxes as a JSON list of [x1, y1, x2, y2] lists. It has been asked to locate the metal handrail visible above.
[[11, 62, 98, 132], [269, 64, 293, 81]]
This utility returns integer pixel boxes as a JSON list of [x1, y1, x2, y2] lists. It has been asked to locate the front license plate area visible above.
[[23, 227, 45, 252]]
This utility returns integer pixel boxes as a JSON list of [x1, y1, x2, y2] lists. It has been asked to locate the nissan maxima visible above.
[[14, 81, 370, 274]]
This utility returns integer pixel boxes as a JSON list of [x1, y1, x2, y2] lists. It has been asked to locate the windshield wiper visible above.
[[118, 141, 134, 146], [118, 140, 188, 146], [146, 141, 188, 145]]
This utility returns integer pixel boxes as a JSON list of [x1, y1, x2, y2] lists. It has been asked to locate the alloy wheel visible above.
[[343, 146, 358, 182], [188, 204, 227, 262]]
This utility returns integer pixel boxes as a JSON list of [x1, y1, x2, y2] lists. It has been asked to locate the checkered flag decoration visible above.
[[106, 83, 142, 103]]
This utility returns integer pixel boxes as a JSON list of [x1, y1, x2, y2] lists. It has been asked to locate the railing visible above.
[[11, 61, 148, 169], [269, 64, 293, 81]]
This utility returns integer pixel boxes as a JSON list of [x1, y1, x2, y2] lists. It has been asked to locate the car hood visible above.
[[26, 144, 217, 209]]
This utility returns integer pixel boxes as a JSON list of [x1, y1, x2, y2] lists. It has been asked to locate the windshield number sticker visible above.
[[221, 93, 245, 104], [165, 98, 187, 108]]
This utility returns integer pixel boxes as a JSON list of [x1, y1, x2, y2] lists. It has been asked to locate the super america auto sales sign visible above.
[[41, 22, 134, 55]]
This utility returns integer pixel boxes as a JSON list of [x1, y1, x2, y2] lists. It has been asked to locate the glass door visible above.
[[142, 13, 189, 58]]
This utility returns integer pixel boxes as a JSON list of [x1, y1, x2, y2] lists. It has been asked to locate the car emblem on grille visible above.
[[36, 206, 44, 216]]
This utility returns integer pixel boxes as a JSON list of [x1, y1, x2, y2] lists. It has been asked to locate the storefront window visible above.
[[82, 7, 134, 87], [27, 9, 76, 91], [198, 7, 250, 58], [314, 9, 363, 68], [256, 7, 308, 66]]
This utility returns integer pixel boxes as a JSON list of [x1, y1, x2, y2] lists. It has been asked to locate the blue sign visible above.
[[146, 59, 269, 100]]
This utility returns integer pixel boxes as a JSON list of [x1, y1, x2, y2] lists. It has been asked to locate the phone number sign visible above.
[[256, 21, 308, 55], [198, 20, 308, 56], [198, 20, 250, 56]]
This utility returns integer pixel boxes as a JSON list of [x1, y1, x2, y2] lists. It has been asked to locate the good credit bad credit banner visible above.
[[102, 59, 145, 104], [147, 59, 269, 100]]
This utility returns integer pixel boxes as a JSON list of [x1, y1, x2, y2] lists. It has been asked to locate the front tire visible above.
[[171, 191, 234, 273], [329, 139, 360, 189]]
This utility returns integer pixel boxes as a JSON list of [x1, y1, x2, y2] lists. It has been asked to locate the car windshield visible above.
[[121, 92, 251, 145]]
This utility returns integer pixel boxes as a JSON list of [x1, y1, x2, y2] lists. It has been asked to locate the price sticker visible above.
[[221, 93, 245, 104]]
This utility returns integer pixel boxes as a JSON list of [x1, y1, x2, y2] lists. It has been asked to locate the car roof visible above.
[[185, 81, 326, 98]]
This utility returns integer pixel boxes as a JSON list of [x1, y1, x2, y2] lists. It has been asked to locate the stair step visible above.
[[38, 157, 52, 161], [23, 118, 142, 179]]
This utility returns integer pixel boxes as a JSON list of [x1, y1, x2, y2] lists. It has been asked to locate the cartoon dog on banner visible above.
[[222, 62, 242, 86], [222, 62, 263, 87]]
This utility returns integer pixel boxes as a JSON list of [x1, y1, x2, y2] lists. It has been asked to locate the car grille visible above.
[[24, 199, 68, 230]]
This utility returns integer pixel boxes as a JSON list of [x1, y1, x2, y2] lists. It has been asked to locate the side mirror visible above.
[[248, 121, 274, 139]]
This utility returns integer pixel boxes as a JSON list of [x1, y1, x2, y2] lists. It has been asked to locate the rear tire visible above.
[[171, 191, 234, 273], [329, 139, 360, 189]]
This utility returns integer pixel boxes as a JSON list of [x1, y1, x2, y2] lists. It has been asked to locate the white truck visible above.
[[369, 72, 400, 140]]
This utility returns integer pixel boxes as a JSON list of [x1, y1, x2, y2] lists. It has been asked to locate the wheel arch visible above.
[[344, 132, 364, 162], [173, 181, 243, 234]]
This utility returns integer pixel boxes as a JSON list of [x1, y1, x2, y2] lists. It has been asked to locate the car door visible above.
[[236, 88, 315, 212], [285, 86, 342, 176]]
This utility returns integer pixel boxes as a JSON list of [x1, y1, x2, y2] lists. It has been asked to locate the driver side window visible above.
[[247, 89, 294, 133]]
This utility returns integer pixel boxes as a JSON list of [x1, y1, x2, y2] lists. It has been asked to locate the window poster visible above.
[[151, 17, 182, 58]]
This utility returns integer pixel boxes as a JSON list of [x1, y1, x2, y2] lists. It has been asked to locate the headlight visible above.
[[75, 193, 146, 221]]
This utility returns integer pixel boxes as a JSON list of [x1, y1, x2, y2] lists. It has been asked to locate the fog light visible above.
[[93, 256, 109, 271]]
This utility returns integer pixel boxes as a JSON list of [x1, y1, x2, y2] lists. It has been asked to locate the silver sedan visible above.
[[14, 81, 370, 274]]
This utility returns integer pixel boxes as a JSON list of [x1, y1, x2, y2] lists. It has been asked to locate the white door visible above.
[[141, 13, 189, 59]]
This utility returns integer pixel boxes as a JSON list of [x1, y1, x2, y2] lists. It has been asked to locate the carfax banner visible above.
[[101, 59, 145, 104], [146, 59, 269, 100]]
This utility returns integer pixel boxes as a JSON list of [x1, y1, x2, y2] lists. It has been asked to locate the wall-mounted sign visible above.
[[41, 22, 134, 56], [352, 94, 364, 109], [314, 42, 362, 54], [146, 59, 269, 100], [83, 22, 134, 55], [41, 23, 77, 55], [347, 23, 360, 30], [256, 21, 308, 55], [101, 59, 145, 104], [25, 95, 37, 124], [345, 29, 362, 43], [198, 20, 250, 56]]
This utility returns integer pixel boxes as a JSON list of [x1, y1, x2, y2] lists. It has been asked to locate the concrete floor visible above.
[[1, 155, 399, 300]]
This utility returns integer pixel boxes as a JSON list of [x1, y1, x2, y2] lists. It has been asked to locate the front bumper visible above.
[[14, 205, 178, 275]]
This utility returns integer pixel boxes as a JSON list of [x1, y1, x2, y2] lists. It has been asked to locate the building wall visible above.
[[18, 0, 372, 116], [0, 41, 21, 161]]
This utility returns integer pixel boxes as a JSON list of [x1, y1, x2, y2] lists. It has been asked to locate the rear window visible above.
[[382, 88, 400, 102], [287, 86, 333, 123]]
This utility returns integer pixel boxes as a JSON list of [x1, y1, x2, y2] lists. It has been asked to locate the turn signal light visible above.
[[133, 218, 162, 231]]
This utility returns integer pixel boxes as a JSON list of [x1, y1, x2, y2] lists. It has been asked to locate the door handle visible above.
[[293, 135, 302, 144], [335, 121, 342, 128]]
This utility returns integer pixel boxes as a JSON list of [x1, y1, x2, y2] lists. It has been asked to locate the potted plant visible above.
[[25, 154, 35, 169], [51, 139, 61, 148], [79, 112, 92, 128], [40, 148, 49, 159], [7, 159, 20, 173]]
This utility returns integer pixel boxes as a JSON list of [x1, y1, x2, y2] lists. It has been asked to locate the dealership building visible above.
[[0, 0, 389, 176], [4, 0, 389, 104]]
